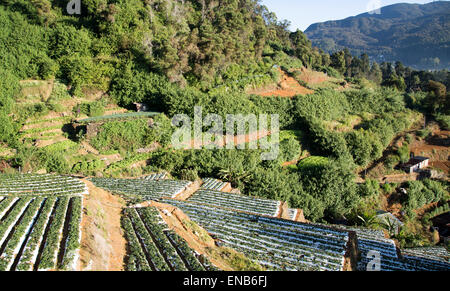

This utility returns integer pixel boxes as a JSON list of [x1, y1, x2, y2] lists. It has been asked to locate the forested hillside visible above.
[[0, 0, 448, 250], [305, 1, 450, 70]]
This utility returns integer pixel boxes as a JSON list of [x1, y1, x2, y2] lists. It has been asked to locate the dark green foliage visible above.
[[279, 137, 301, 163], [0, 112, 19, 144], [403, 180, 448, 218], [0, 6, 55, 79], [91, 119, 154, 152], [384, 155, 400, 170], [294, 89, 349, 122], [344, 88, 405, 114], [345, 129, 383, 167], [306, 119, 350, 159], [296, 157, 358, 221], [358, 179, 381, 198], [435, 114, 450, 130], [397, 144, 410, 164], [73, 101, 105, 117], [0, 68, 20, 113], [72, 159, 106, 175]]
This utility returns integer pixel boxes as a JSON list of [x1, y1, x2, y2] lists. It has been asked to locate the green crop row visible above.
[[0, 198, 44, 271], [121, 215, 152, 271], [0, 198, 32, 243], [36, 196, 70, 270], [16, 197, 57, 271], [126, 208, 170, 271]]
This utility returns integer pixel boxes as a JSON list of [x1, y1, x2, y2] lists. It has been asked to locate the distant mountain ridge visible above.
[[305, 1, 450, 70]]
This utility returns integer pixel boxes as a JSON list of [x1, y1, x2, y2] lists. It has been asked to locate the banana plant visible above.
[[357, 212, 379, 228], [379, 216, 399, 237]]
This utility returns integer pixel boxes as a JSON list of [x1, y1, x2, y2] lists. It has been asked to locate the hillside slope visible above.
[[305, 1, 450, 70]]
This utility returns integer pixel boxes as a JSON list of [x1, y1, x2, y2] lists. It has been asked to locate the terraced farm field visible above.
[[122, 207, 219, 271], [77, 112, 160, 124], [0, 174, 85, 271], [0, 174, 88, 197], [326, 225, 450, 271], [89, 178, 192, 200], [201, 178, 228, 191], [89, 177, 450, 272], [188, 189, 281, 217], [160, 199, 351, 271], [141, 173, 168, 181]]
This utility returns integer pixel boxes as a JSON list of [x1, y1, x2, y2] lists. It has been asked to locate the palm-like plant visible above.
[[218, 168, 252, 185], [379, 217, 399, 237], [357, 212, 379, 228]]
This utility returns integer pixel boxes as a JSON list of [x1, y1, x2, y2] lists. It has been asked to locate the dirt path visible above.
[[174, 180, 202, 200], [78, 180, 126, 271]]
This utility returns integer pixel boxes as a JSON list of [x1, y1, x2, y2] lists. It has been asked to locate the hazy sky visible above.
[[261, 0, 439, 31]]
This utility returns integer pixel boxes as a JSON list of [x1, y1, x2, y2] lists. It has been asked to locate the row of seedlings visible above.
[[0, 197, 44, 270], [122, 207, 219, 271], [161, 199, 349, 271], [141, 173, 168, 181], [0, 195, 84, 271], [165, 230, 219, 271], [329, 225, 450, 271], [0, 174, 88, 196], [201, 178, 227, 191]]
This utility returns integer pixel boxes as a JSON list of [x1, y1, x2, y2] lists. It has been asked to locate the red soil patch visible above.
[[249, 68, 313, 98], [292, 67, 329, 85]]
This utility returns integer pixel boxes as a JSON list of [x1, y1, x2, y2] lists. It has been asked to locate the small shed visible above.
[[134, 102, 151, 112], [400, 156, 430, 174]]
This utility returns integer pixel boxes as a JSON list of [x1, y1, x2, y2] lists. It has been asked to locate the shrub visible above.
[[385, 155, 400, 170], [72, 159, 106, 175], [280, 137, 301, 162], [397, 144, 410, 163], [91, 119, 151, 152], [179, 169, 199, 181], [435, 114, 450, 130], [73, 101, 105, 117]]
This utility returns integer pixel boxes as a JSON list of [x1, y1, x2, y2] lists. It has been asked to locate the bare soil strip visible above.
[[56, 198, 73, 268], [248, 68, 314, 98], [174, 180, 202, 201], [78, 180, 126, 271]]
